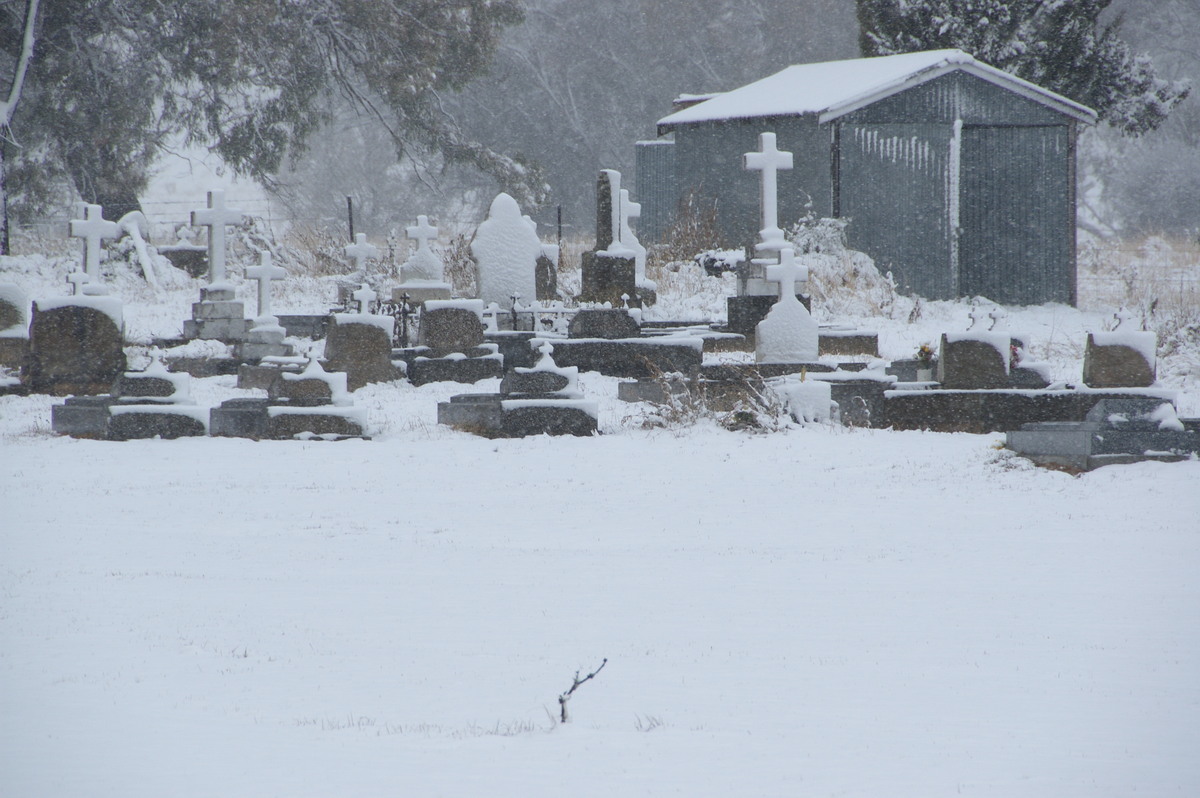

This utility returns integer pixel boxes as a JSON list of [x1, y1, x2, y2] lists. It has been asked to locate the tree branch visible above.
[[558, 658, 607, 723]]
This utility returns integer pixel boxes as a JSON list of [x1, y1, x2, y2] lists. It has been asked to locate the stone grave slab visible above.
[[568, 309, 640, 340]]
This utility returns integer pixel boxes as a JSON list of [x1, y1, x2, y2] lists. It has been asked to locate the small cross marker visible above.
[[67, 270, 90, 296], [344, 233, 380, 274], [765, 247, 807, 302], [405, 215, 438, 253], [191, 190, 247, 284], [352, 283, 376, 314]]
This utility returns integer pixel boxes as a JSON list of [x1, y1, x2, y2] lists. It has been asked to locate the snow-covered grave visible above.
[[473, 192, 542, 311], [393, 215, 452, 303], [755, 247, 819, 364], [579, 169, 642, 307], [322, 285, 404, 392], [238, 251, 294, 362]]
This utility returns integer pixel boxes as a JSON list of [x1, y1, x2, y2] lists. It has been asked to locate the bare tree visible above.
[[0, 0, 39, 254]]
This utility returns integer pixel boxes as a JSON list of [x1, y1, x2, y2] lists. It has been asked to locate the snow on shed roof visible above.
[[657, 49, 1097, 129]]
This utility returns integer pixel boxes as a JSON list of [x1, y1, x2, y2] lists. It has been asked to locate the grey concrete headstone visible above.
[[568, 309, 640, 340], [937, 335, 1008, 389], [1083, 334, 1156, 388]]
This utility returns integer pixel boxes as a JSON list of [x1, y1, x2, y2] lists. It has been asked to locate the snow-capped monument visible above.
[[755, 247, 818, 364], [394, 215, 452, 302]]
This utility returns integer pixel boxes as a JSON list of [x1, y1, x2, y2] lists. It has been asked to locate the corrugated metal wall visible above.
[[959, 125, 1074, 305], [839, 123, 954, 298], [634, 140, 677, 243]]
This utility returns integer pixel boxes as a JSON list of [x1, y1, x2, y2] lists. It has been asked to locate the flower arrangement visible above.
[[915, 343, 935, 366]]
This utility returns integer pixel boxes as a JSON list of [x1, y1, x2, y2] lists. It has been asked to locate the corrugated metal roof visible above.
[[657, 49, 1096, 129]]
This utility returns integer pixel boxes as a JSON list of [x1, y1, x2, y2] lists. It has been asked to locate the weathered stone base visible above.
[[237, 362, 304, 390], [408, 356, 503, 387], [580, 251, 637, 307], [438, 393, 597, 438], [549, 338, 702, 379], [52, 397, 205, 440], [884, 388, 1178, 433], [210, 399, 367, 440]]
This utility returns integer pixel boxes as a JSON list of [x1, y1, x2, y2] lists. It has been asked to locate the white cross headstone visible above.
[[967, 301, 987, 330], [67, 270, 90, 296], [744, 132, 793, 253], [69, 204, 120, 286], [755, 247, 818, 364], [353, 283, 376, 315], [765, 246, 808, 301], [344, 233, 379, 274], [405, 215, 438, 253], [244, 251, 288, 321], [191, 190, 247, 285]]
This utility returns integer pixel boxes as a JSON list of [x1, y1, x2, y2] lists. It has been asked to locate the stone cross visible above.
[[244, 251, 287, 320], [69, 204, 120, 284], [344, 233, 379, 274], [67, 270, 90, 296], [353, 283, 376, 314], [405, 215, 438, 253], [967, 301, 987, 330], [744, 132, 793, 253], [765, 247, 806, 301], [191, 190, 247, 284]]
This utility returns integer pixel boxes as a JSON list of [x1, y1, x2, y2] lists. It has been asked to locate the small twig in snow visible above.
[[558, 658, 607, 723]]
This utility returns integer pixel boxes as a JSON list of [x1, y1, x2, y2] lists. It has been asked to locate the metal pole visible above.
[[346, 196, 355, 242]]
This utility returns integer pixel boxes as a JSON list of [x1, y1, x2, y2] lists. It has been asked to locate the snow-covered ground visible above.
[[1, 246, 1198, 797]]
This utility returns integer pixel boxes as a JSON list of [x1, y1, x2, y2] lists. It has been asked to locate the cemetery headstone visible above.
[[580, 170, 638, 307], [936, 332, 1010, 389], [69, 204, 121, 295], [408, 299, 503, 386], [183, 191, 250, 342], [394, 216, 452, 303], [23, 296, 126, 395], [473, 193, 541, 308], [0, 283, 30, 370], [568, 308, 641, 340], [323, 295, 404, 391], [1082, 331, 1157, 388], [755, 248, 818, 364], [214, 356, 365, 439], [728, 133, 808, 336], [238, 252, 295, 362], [52, 354, 206, 439]]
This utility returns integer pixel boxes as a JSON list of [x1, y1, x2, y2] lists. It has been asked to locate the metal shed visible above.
[[641, 50, 1096, 305]]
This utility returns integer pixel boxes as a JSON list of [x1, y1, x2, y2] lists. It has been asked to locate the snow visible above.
[[657, 49, 1096, 128], [473, 193, 541, 306], [34, 294, 124, 329], [424, 299, 485, 319], [774, 376, 833, 423], [1, 232, 1199, 797], [332, 312, 395, 335]]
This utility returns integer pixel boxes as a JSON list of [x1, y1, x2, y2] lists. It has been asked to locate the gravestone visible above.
[[323, 302, 404, 391], [409, 300, 503, 386], [568, 308, 641, 340], [473, 193, 541, 307], [214, 357, 366, 440], [52, 355, 206, 439], [184, 191, 250, 342], [937, 332, 1010, 389], [238, 252, 295, 361], [69, 204, 121, 295], [419, 301, 486, 356], [535, 248, 558, 302], [728, 134, 809, 336], [1082, 331, 1156, 388], [579, 170, 638, 307], [755, 248, 818, 364], [439, 340, 597, 437], [394, 216, 452, 302], [23, 296, 126, 394], [0, 283, 30, 369]]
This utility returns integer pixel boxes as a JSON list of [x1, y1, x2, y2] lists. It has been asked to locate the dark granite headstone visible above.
[[265, 411, 364, 440], [268, 373, 334, 406], [113, 372, 176, 398], [24, 301, 126, 395], [568, 309, 640, 340], [322, 317, 404, 390], [1082, 333, 1156, 388], [936, 334, 1009, 389], [536, 253, 558, 302], [419, 307, 484, 356], [579, 170, 638, 306]]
